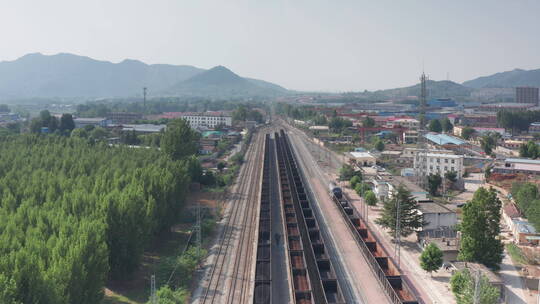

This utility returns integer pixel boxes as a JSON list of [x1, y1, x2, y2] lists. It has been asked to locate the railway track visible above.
[[199, 130, 265, 304]]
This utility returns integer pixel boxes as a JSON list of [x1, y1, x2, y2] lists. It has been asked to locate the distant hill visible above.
[[164, 66, 287, 98], [463, 68, 540, 88], [0, 53, 288, 100], [360, 80, 474, 100]]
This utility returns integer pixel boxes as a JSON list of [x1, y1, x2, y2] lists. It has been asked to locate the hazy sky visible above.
[[1, 0, 539, 92]]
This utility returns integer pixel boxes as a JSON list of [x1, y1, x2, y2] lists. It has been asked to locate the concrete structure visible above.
[[309, 125, 329, 132], [494, 158, 540, 176], [121, 124, 166, 133], [516, 87, 539, 104], [421, 238, 459, 262], [479, 102, 535, 112], [458, 114, 498, 127], [371, 179, 395, 201], [107, 112, 143, 124], [454, 126, 505, 137], [413, 153, 464, 178], [387, 118, 419, 130], [402, 148, 453, 158], [349, 151, 377, 167], [418, 202, 457, 230], [502, 140, 526, 149], [161, 111, 232, 128], [512, 220, 540, 245], [74, 117, 111, 129], [403, 130, 419, 144]]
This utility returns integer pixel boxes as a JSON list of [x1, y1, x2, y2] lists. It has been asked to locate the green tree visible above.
[[350, 175, 361, 189], [458, 187, 503, 268], [428, 119, 442, 133], [445, 171, 458, 183], [59, 113, 75, 133], [0, 104, 10, 112], [420, 243, 443, 276], [428, 174, 442, 196], [217, 161, 226, 173], [364, 190, 377, 206], [161, 119, 199, 160], [150, 285, 187, 304], [461, 127, 475, 140], [375, 140, 385, 151], [354, 183, 370, 197], [480, 133, 497, 155], [71, 128, 88, 138], [450, 269, 500, 304], [363, 116, 375, 127], [375, 186, 426, 237], [441, 118, 453, 133], [339, 164, 356, 180], [90, 127, 108, 141]]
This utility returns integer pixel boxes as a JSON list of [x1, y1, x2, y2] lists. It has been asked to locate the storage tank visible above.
[[328, 182, 343, 199]]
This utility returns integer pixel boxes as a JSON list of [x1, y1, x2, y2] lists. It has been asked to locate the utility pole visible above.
[[394, 195, 402, 268], [143, 87, 147, 110], [150, 274, 156, 304], [196, 200, 202, 257], [417, 72, 428, 189], [473, 269, 481, 304]]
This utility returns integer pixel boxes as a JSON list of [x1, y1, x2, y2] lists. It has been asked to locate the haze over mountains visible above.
[[0, 53, 539, 101], [0, 53, 288, 100]]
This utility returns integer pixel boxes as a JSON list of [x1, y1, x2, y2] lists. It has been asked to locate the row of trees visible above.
[[497, 109, 540, 133], [0, 119, 201, 303], [76, 98, 265, 117], [428, 118, 453, 133], [511, 183, 540, 231], [29, 110, 75, 134]]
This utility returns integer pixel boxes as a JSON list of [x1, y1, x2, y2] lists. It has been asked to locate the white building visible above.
[[349, 151, 377, 167], [418, 202, 457, 230], [388, 118, 420, 130], [413, 153, 464, 178], [372, 179, 395, 201], [74, 117, 111, 129], [173, 112, 232, 128]]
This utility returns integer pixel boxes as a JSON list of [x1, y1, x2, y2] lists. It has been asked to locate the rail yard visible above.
[[192, 121, 424, 304]]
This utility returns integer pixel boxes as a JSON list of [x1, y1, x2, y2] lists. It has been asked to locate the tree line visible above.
[[511, 183, 540, 231], [0, 119, 201, 303], [497, 109, 540, 133]]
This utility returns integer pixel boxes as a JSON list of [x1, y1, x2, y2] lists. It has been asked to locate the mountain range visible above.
[[0, 52, 539, 101], [359, 68, 540, 101], [0, 53, 287, 100]]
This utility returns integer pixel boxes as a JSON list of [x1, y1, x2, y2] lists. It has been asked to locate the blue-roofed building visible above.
[[424, 133, 467, 146], [427, 98, 457, 108]]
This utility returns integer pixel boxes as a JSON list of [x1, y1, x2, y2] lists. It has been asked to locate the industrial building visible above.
[[161, 111, 233, 128], [107, 112, 143, 124], [494, 158, 540, 175], [516, 87, 539, 104]]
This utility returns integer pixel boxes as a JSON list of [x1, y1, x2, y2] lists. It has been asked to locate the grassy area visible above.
[[506, 243, 528, 265]]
